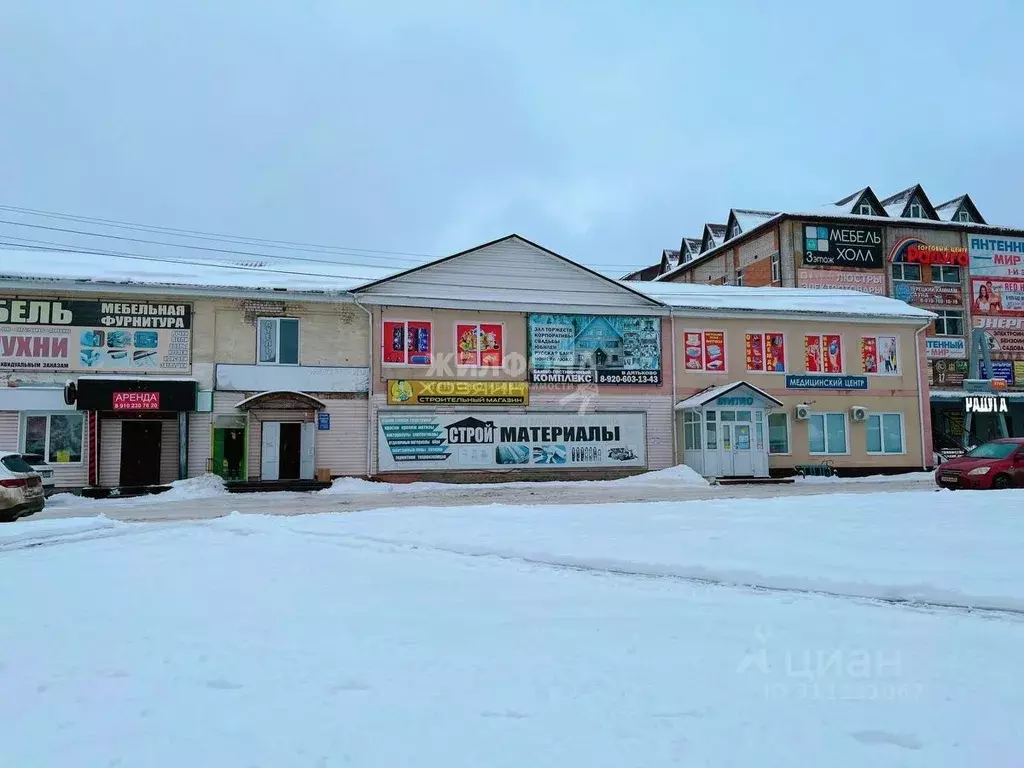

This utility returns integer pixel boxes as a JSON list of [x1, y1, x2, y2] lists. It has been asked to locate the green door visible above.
[[211, 427, 247, 481]]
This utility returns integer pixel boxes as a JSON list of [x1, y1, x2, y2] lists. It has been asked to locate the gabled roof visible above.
[[680, 238, 703, 262], [622, 263, 663, 281], [674, 381, 783, 410], [701, 223, 727, 252], [726, 209, 779, 239], [660, 249, 681, 272], [575, 315, 623, 341], [831, 187, 886, 216], [880, 184, 939, 220], [935, 194, 987, 224]]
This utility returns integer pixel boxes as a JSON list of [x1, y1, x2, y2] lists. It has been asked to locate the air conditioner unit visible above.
[[794, 404, 811, 421], [850, 406, 868, 422]]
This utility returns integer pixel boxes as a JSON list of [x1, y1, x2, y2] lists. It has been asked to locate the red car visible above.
[[935, 438, 1024, 490]]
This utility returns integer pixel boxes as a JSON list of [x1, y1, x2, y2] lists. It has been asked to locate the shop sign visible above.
[[969, 234, 1024, 278], [802, 225, 884, 268], [716, 396, 754, 406], [889, 238, 969, 267], [1016, 361, 1024, 385], [317, 412, 331, 431], [796, 269, 886, 295], [926, 337, 967, 359], [377, 412, 647, 472], [528, 314, 661, 385], [112, 391, 160, 410], [892, 283, 963, 306], [0, 298, 192, 373], [979, 360, 1015, 384], [784, 374, 868, 390], [965, 395, 1009, 414], [929, 359, 969, 387], [387, 380, 529, 406], [969, 277, 1024, 316]]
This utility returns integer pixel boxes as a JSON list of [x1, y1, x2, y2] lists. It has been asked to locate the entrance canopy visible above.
[[675, 381, 782, 411], [235, 390, 326, 411]]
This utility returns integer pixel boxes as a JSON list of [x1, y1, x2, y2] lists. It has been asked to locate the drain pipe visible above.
[[669, 310, 679, 464], [351, 295, 375, 478], [915, 322, 929, 470]]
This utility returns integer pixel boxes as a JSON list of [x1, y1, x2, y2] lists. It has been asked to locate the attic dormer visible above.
[[880, 184, 939, 220], [832, 186, 886, 217], [935, 194, 987, 225]]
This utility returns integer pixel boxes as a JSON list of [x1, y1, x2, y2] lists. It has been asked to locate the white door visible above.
[[300, 422, 315, 481], [732, 422, 754, 475], [261, 421, 280, 481]]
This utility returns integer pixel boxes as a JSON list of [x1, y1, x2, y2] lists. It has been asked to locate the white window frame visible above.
[[257, 317, 300, 366], [20, 412, 86, 465], [767, 411, 790, 455], [729, 221, 741, 239], [808, 412, 850, 456], [860, 334, 900, 377], [956, 209, 971, 223], [683, 411, 702, 451], [907, 202, 924, 218], [930, 264, 961, 284], [735, 270, 744, 287], [770, 252, 781, 283], [891, 255, 922, 283], [804, 332, 845, 374], [744, 331, 787, 374], [381, 318, 434, 367], [681, 329, 728, 374], [865, 412, 906, 456], [454, 321, 506, 368], [857, 202, 874, 216], [934, 310, 965, 337]]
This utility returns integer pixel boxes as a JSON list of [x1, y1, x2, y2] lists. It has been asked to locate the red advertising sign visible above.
[[745, 333, 763, 372], [112, 391, 160, 410], [804, 335, 822, 373], [823, 334, 843, 373], [970, 277, 1024, 317], [889, 238, 969, 266], [382, 320, 433, 366], [703, 331, 726, 372], [456, 322, 504, 367], [805, 334, 843, 372]]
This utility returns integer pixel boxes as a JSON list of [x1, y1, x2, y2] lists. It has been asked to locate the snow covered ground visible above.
[[2, 488, 1023, 766]]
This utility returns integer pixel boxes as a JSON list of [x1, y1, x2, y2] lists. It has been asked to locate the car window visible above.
[[966, 442, 1018, 459], [1, 455, 36, 473], [20, 453, 45, 464]]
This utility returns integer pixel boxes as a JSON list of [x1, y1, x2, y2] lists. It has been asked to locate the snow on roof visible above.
[[935, 195, 966, 221], [674, 381, 783, 410], [627, 280, 936, 320], [880, 186, 916, 218], [733, 209, 779, 233], [0, 248, 399, 295]]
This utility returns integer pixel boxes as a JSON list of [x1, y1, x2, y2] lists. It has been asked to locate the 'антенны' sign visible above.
[[802, 225, 884, 269], [785, 374, 869, 390]]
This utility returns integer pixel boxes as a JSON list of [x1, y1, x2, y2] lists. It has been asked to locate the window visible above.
[[682, 330, 726, 372], [907, 202, 924, 218], [729, 221, 741, 239], [866, 413, 904, 455], [860, 335, 899, 375], [857, 202, 874, 216], [745, 332, 786, 372], [22, 413, 84, 464], [683, 411, 702, 451], [257, 317, 299, 365], [930, 265, 961, 284], [804, 333, 843, 373], [808, 413, 848, 454], [891, 251, 922, 282], [934, 310, 964, 337], [382, 319, 433, 366], [705, 411, 718, 449], [735, 270, 744, 286], [768, 413, 789, 454], [456, 322, 504, 367], [956, 209, 971, 223], [770, 252, 781, 283]]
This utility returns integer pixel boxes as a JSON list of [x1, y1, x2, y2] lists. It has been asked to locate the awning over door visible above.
[[234, 390, 326, 411], [675, 381, 783, 411]]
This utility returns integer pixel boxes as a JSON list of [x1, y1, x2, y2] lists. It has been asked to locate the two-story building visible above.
[[638, 183, 1024, 450]]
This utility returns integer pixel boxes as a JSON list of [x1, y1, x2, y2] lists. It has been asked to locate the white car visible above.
[[18, 453, 57, 495], [0, 452, 46, 522]]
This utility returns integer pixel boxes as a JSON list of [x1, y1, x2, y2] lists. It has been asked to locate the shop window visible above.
[[770, 253, 781, 283], [931, 265, 961, 284], [257, 317, 299, 365], [860, 335, 900, 375], [382, 319, 433, 366], [682, 330, 727, 373], [808, 413, 848, 455], [21, 413, 84, 464], [705, 411, 718, 449], [768, 413, 789, 454], [745, 332, 786, 372], [804, 333, 843, 373], [867, 413, 904, 455], [683, 411, 702, 451], [455, 322, 504, 367], [933, 310, 964, 337]]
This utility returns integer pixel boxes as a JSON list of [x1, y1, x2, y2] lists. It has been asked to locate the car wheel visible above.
[[992, 474, 1013, 490]]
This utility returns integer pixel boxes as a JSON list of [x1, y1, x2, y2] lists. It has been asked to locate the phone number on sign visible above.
[[596, 371, 662, 385]]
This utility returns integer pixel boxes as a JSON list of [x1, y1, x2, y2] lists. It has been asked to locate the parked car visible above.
[[0, 452, 46, 521], [934, 438, 1024, 490], [17, 453, 56, 495]]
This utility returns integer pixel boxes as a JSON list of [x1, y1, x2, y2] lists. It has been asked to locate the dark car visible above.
[[935, 438, 1024, 490]]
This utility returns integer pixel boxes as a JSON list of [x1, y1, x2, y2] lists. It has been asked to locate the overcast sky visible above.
[[1, 0, 1021, 276]]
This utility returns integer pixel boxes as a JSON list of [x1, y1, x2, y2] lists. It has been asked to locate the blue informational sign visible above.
[[785, 374, 869, 390], [979, 360, 1014, 384], [317, 412, 331, 431]]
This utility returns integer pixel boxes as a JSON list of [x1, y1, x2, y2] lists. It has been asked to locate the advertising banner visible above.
[[925, 337, 967, 360], [455, 322, 504, 367], [804, 334, 843, 373], [797, 269, 886, 295], [377, 411, 647, 472], [969, 277, 1024, 317], [0, 298, 192, 372], [892, 283, 963, 307], [802, 225, 884, 268], [528, 315, 661, 385], [929, 359, 969, 387], [974, 316, 1024, 360], [785, 374, 868, 390], [1016, 362, 1024, 386], [387, 380, 529, 406], [979, 360, 1015, 384], [889, 238, 969, 267], [968, 234, 1024, 278]]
